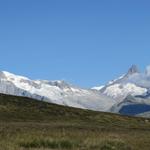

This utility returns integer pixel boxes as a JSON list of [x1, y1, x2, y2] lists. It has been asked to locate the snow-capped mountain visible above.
[[92, 65, 150, 116], [0, 71, 115, 112], [2, 65, 150, 116], [95, 65, 150, 102]]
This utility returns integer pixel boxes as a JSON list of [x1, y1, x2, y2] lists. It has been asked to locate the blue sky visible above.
[[0, 0, 150, 87]]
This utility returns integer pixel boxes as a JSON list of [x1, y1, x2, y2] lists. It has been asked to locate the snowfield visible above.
[[0, 71, 115, 112]]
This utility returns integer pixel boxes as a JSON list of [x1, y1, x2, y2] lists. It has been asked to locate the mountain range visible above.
[[0, 71, 115, 112], [1, 65, 150, 117]]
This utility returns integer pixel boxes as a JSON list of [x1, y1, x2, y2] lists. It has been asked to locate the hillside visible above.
[[0, 94, 150, 150]]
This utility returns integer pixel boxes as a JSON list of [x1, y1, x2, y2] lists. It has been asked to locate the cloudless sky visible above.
[[0, 0, 150, 87]]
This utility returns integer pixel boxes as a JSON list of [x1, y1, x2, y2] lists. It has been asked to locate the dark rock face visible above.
[[126, 65, 140, 76], [119, 104, 150, 116]]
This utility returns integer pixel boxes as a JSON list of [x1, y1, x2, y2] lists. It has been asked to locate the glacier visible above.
[[0, 71, 115, 112]]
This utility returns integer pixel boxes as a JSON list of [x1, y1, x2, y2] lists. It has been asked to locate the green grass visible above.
[[0, 93, 150, 149], [19, 139, 77, 149]]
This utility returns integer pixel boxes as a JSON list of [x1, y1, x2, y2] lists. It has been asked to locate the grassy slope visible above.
[[0, 94, 150, 150]]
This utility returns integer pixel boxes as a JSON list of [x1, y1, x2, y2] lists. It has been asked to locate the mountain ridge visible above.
[[0, 70, 115, 112], [1, 65, 150, 117]]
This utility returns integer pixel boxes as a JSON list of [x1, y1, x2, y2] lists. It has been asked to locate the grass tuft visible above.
[[19, 139, 77, 149], [100, 140, 132, 150]]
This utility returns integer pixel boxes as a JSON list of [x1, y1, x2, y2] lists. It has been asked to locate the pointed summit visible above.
[[126, 65, 140, 76]]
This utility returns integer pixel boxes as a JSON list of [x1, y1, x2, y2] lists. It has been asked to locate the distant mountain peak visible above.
[[126, 65, 140, 76]]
